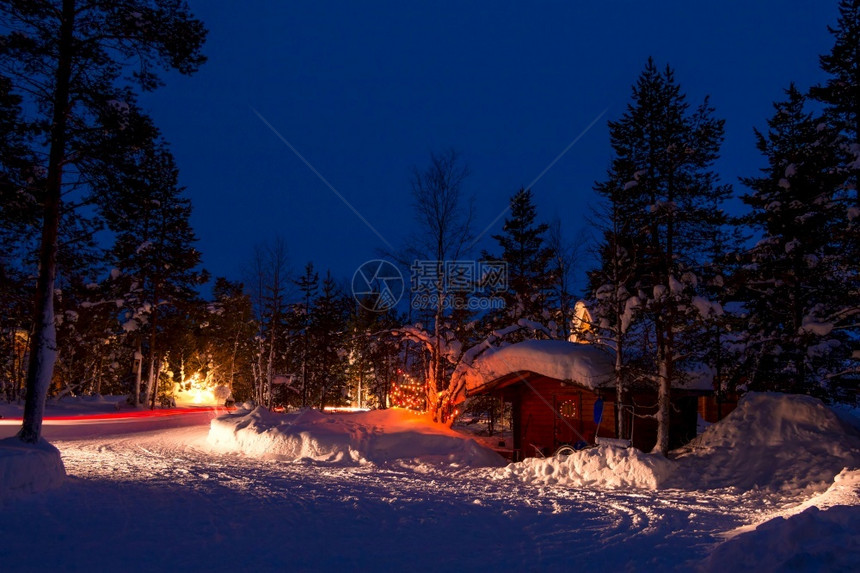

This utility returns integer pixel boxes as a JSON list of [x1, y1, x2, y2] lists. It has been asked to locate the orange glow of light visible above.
[[323, 406, 371, 413], [173, 372, 220, 407]]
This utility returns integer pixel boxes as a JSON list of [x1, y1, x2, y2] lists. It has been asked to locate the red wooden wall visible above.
[[503, 375, 615, 458], [492, 374, 703, 458]]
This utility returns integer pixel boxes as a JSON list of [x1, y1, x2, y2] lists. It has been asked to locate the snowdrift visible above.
[[0, 437, 65, 501], [495, 393, 859, 494], [208, 406, 505, 468], [670, 392, 860, 493], [492, 443, 674, 490], [702, 469, 860, 572]]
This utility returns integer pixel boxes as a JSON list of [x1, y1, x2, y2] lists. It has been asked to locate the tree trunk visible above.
[[614, 334, 626, 440], [429, 295, 445, 422], [94, 355, 103, 396], [18, 0, 76, 444], [145, 355, 158, 408], [653, 324, 672, 456], [133, 340, 143, 406], [229, 329, 239, 395], [150, 358, 162, 409], [654, 353, 671, 455], [267, 329, 276, 409]]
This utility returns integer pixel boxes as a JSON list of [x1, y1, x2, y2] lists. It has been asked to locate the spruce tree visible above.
[[345, 302, 401, 409], [485, 188, 553, 330], [0, 75, 37, 401], [740, 85, 852, 396], [810, 0, 860, 206], [587, 183, 642, 439], [808, 0, 860, 396], [202, 278, 256, 402], [309, 271, 349, 409], [294, 262, 319, 407], [103, 143, 206, 407], [591, 58, 731, 454]]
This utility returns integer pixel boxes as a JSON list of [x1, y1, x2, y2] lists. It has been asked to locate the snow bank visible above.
[[493, 444, 675, 490], [772, 467, 860, 519], [457, 340, 615, 398], [208, 406, 505, 468], [702, 470, 860, 572], [671, 393, 860, 493], [491, 393, 859, 494], [704, 506, 859, 572], [0, 437, 65, 501]]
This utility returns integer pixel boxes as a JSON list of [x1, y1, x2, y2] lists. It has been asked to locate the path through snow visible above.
[[2, 425, 753, 572]]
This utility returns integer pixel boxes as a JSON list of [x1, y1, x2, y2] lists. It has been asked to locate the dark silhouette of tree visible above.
[[0, 0, 206, 442]]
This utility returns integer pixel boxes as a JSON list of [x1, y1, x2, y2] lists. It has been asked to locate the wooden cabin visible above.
[[455, 339, 712, 459]]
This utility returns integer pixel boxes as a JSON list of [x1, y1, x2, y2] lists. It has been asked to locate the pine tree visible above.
[[808, 0, 860, 396], [294, 262, 319, 407], [345, 303, 402, 409], [309, 271, 349, 409], [591, 58, 731, 454], [740, 85, 852, 395], [587, 183, 643, 439], [103, 143, 205, 407], [202, 278, 256, 402], [0, 0, 206, 442], [484, 188, 553, 331], [810, 0, 860, 206], [0, 75, 37, 402], [51, 209, 106, 398]]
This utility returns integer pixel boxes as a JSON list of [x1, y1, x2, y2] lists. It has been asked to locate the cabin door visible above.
[[553, 392, 583, 448]]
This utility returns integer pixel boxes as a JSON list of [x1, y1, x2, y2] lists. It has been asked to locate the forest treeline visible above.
[[1, 1, 857, 450]]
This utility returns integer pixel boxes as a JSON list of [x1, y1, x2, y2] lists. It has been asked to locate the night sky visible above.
[[139, 1, 837, 291]]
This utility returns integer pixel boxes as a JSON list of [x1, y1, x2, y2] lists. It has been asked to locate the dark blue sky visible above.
[[140, 1, 838, 289]]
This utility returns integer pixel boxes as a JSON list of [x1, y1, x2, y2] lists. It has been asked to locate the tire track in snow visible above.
[[41, 426, 765, 572]]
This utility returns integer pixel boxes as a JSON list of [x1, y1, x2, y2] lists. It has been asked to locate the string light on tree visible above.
[[389, 375, 426, 412]]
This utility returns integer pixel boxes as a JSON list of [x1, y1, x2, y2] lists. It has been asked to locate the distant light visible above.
[[323, 406, 371, 413], [173, 372, 226, 407]]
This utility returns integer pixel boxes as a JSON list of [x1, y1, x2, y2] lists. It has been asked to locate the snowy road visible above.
[[0, 422, 765, 572], [0, 408, 222, 441]]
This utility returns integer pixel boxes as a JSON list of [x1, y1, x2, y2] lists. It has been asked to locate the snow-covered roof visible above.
[[451, 339, 719, 401], [455, 340, 616, 401]]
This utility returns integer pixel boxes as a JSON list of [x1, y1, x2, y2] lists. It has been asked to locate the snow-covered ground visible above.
[[0, 393, 858, 572]]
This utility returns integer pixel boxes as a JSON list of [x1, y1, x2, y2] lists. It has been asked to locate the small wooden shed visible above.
[[454, 340, 709, 459]]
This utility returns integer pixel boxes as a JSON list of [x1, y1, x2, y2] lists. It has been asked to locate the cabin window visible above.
[[560, 399, 578, 419]]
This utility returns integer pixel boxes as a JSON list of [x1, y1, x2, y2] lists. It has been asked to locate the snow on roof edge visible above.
[[454, 340, 616, 402]]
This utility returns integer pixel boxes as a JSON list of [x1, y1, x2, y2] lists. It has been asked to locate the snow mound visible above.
[[703, 470, 860, 573], [493, 444, 675, 490], [671, 393, 860, 493], [770, 467, 860, 520], [207, 406, 505, 468], [0, 437, 66, 501]]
